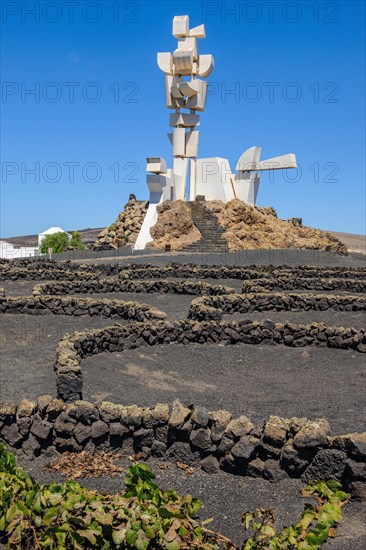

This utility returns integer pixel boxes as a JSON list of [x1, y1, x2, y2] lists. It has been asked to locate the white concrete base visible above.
[[172, 158, 189, 200], [134, 200, 160, 251], [195, 157, 233, 202], [233, 172, 261, 205], [135, 169, 173, 250]]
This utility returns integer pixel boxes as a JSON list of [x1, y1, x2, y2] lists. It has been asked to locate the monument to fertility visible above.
[[135, 15, 297, 250]]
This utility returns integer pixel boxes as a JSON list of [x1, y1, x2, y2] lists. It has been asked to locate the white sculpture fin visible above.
[[255, 153, 297, 171], [157, 52, 173, 75], [198, 54, 214, 77], [236, 146, 262, 172], [189, 24, 206, 38]]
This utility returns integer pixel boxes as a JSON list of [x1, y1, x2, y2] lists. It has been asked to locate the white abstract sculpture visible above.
[[135, 15, 297, 250]]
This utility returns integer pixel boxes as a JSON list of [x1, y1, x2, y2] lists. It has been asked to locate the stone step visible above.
[[191, 241, 226, 245], [185, 240, 226, 244], [181, 201, 230, 252], [195, 228, 224, 232], [195, 235, 225, 239], [188, 243, 227, 249], [186, 247, 227, 250]]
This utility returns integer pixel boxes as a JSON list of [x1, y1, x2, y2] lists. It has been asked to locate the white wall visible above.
[[195, 157, 234, 202], [38, 227, 70, 247], [0, 241, 38, 259], [135, 172, 173, 250]]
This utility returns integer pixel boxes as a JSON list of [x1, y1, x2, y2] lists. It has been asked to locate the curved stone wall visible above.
[[2, 258, 366, 500], [242, 278, 366, 293], [118, 264, 366, 282], [0, 296, 166, 322], [188, 293, 366, 321], [0, 268, 92, 281], [32, 279, 236, 296], [54, 320, 366, 402]]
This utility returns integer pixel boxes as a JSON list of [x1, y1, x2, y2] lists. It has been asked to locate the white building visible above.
[[38, 227, 71, 248], [0, 240, 38, 259]]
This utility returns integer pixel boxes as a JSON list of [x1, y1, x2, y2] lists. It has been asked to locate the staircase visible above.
[[181, 201, 229, 252]]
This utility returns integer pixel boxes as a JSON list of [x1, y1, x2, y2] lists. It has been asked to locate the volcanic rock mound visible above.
[[214, 199, 347, 254], [93, 195, 148, 250], [148, 199, 347, 254], [148, 200, 201, 250]]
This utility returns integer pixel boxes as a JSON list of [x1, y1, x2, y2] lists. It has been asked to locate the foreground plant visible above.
[[242, 480, 349, 549], [0, 441, 349, 549], [0, 441, 219, 549]]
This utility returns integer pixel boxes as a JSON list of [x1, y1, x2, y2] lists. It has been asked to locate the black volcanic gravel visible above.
[[13, 452, 366, 549], [1, 250, 365, 548]]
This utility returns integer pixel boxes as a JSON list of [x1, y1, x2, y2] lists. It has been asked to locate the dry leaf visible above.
[[45, 451, 124, 479], [128, 451, 143, 462], [158, 463, 170, 470], [175, 462, 196, 474]]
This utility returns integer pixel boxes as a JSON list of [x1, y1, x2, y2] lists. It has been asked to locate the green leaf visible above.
[[158, 506, 184, 519], [135, 528, 150, 550], [142, 522, 156, 538], [43, 506, 59, 525], [32, 492, 43, 514], [178, 523, 189, 537], [243, 511, 254, 530], [53, 528, 67, 546], [165, 540, 180, 550], [93, 511, 114, 525], [112, 528, 126, 545], [303, 530, 321, 545], [201, 516, 214, 525], [261, 524, 276, 538], [125, 528, 138, 545], [6, 503, 22, 522], [9, 522, 22, 544], [77, 529, 98, 544]]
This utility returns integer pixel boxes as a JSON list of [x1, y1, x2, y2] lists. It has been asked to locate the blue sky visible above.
[[1, 0, 365, 237]]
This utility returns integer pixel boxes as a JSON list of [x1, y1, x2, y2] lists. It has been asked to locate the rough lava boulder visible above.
[[148, 200, 201, 250], [147, 199, 347, 254], [213, 199, 347, 254], [93, 195, 148, 250]]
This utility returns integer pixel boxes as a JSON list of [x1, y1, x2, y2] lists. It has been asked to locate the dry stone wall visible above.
[[0, 398, 365, 498], [2, 259, 366, 282], [32, 279, 236, 297], [0, 268, 93, 281], [0, 296, 166, 322], [118, 264, 366, 282], [242, 278, 366, 293], [54, 320, 366, 402], [189, 293, 366, 321], [2, 257, 366, 499]]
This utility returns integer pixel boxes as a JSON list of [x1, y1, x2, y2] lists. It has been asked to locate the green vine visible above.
[[242, 480, 349, 549], [0, 441, 349, 549]]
